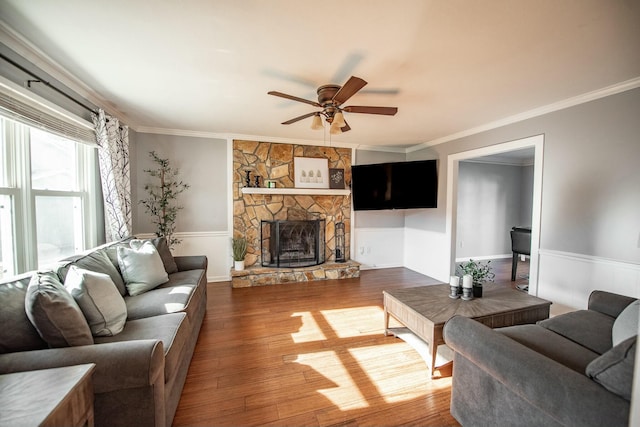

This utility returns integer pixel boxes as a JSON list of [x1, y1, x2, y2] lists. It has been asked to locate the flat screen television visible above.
[[351, 160, 438, 211]]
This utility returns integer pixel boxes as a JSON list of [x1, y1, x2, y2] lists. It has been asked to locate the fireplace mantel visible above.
[[241, 188, 350, 196]]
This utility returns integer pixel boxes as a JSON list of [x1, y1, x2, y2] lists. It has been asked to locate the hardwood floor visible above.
[[173, 268, 462, 427], [174, 259, 533, 426]]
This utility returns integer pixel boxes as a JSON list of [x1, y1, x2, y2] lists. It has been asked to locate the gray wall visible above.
[[131, 131, 228, 234], [407, 87, 640, 264], [456, 161, 533, 258]]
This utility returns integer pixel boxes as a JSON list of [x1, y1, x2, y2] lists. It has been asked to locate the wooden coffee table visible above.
[[383, 283, 551, 377]]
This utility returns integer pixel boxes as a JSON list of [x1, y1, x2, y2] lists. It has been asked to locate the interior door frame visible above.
[[445, 134, 544, 295]]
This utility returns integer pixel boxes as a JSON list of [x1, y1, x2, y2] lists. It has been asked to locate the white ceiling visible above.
[[1, 0, 639, 150]]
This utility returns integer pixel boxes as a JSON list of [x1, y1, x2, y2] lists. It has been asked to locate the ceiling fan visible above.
[[268, 76, 398, 134]]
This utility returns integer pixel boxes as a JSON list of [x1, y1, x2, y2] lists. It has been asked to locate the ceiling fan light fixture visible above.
[[333, 110, 346, 127], [310, 113, 323, 130], [330, 120, 342, 134]]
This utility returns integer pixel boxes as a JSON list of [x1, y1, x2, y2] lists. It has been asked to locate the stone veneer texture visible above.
[[233, 140, 351, 268]]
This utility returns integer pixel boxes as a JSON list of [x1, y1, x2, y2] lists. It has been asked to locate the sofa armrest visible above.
[[0, 339, 164, 394], [588, 290, 636, 318], [174, 255, 207, 272], [443, 316, 629, 427]]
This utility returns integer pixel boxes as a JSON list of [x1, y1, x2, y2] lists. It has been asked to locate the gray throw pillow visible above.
[[24, 271, 93, 348], [57, 249, 127, 296], [612, 300, 639, 346], [117, 241, 169, 296], [131, 237, 178, 274], [586, 335, 636, 400], [64, 266, 127, 337]]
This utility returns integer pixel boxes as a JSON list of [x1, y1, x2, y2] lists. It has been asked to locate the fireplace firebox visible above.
[[261, 219, 325, 268]]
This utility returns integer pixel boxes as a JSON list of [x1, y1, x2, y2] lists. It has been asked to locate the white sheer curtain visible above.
[[92, 109, 131, 241]]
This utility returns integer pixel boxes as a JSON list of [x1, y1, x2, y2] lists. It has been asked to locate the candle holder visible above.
[[254, 175, 261, 188], [244, 170, 252, 188], [448, 275, 461, 299], [462, 287, 474, 301], [449, 285, 460, 299]]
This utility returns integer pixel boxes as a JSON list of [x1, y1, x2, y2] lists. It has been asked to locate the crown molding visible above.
[[407, 76, 640, 153]]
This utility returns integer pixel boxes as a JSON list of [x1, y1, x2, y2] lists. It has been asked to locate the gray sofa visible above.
[[0, 237, 207, 427], [443, 290, 637, 427]]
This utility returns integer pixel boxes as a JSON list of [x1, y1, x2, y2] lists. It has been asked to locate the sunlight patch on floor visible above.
[[319, 306, 384, 338], [290, 312, 327, 343], [294, 350, 369, 410]]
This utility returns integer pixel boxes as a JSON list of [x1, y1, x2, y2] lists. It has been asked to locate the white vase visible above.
[[234, 260, 245, 271]]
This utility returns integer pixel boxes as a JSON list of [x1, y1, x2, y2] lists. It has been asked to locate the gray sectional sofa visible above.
[[443, 290, 637, 427], [0, 237, 207, 427]]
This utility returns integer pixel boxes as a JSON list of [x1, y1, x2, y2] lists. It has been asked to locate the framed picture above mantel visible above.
[[294, 157, 329, 189]]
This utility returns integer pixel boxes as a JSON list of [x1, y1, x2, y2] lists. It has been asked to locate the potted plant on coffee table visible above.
[[456, 259, 495, 297], [232, 237, 247, 271]]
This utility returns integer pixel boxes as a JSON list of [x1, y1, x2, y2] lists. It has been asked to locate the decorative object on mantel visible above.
[[232, 237, 247, 271], [456, 259, 495, 298], [265, 180, 276, 188], [140, 151, 190, 250], [294, 157, 329, 189], [254, 175, 261, 188], [244, 170, 252, 188], [335, 222, 346, 262], [329, 168, 345, 189]]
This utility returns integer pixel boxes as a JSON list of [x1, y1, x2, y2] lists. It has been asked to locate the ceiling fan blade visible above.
[[341, 120, 351, 133], [268, 91, 321, 107], [281, 111, 317, 125], [343, 106, 398, 115], [332, 76, 367, 105]]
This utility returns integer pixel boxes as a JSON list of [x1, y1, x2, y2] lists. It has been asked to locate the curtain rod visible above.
[[0, 52, 98, 115]]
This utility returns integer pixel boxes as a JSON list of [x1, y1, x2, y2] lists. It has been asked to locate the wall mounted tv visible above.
[[351, 159, 438, 211]]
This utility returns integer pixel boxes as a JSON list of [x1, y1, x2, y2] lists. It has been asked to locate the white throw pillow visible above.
[[117, 241, 169, 296], [612, 300, 639, 347], [64, 266, 127, 337]]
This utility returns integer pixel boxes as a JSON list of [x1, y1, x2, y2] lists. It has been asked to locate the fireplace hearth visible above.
[[261, 219, 325, 268]]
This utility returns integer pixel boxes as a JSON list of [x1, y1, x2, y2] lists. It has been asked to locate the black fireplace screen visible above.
[[261, 219, 326, 268]]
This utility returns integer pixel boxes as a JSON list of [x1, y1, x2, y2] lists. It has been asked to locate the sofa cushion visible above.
[[132, 237, 178, 274], [612, 300, 639, 347], [94, 312, 188, 382], [586, 335, 636, 401], [0, 273, 48, 353], [117, 241, 169, 296], [57, 248, 127, 296], [64, 266, 127, 337], [498, 324, 600, 373], [124, 270, 204, 321], [24, 271, 93, 348], [538, 310, 614, 354]]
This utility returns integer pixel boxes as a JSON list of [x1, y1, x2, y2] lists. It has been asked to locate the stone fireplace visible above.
[[231, 140, 359, 287]]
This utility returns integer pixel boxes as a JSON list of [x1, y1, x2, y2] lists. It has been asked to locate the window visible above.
[[0, 116, 98, 278]]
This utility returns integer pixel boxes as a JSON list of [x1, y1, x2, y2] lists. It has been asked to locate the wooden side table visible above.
[[0, 364, 95, 427]]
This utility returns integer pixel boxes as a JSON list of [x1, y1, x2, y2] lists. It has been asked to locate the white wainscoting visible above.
[[136, 232, 231, 282], [537, 249, 640, 309], [353, 228, 404, 269]]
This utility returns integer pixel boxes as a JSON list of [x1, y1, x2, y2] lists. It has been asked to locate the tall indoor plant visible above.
[[457, 259, 495, 297], [140, 151, 189, 249]]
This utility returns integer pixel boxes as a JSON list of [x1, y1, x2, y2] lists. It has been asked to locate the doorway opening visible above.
[[445, 134, 544, 295]]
